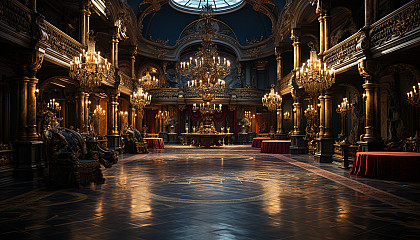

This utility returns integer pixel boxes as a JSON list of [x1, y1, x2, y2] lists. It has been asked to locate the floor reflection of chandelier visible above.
[[262, 85, 282, 111], [139, 72, 159, 91], [178, 5, 230, 102], [407, 82, 420, 106], [70, 41, 114, 93], [296, 44, 335, 94], [130, 87, 151, 110]]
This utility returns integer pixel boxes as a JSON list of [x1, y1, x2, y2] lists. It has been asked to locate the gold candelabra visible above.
[[336, 98, 352, 142], [262, 85, 282, 111], [407, 82, 420, 106], [47, 98, 61, 113], [283, 111, 290, 121], [70, 41, 114, 93], [155, 110, 169, 120], [296, 44, 335, 94], [93, 105, 106, 118]]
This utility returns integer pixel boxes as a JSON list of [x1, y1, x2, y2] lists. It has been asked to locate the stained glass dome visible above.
[[170, 0, 245, 15]]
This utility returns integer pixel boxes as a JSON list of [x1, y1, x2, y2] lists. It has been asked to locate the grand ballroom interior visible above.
[[1, 0, 420, 239]]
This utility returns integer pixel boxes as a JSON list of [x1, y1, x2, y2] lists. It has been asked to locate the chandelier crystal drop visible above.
[[296, 44, 335, 94], [262, 85, 282, 111], [70, 41, 114, 93], [138, 71, 159, 91], [130, 87, 151, 110]]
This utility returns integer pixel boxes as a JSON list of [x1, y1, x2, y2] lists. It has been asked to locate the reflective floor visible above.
[[1, 145, 420, 239]]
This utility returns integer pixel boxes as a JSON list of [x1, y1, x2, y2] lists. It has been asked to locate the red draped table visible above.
[[144, 138, 164, 149], [351, 152, 420, 181], [252, 137, 271, 148], [260, 140, 291, 154]]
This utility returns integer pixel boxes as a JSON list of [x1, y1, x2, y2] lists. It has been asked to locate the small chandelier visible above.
[[407, 82, 420, 106], [193, 102, 222, 115], [155, 110, 169, 120], [93, 105, 106, 118], [262, 85, 282, 111], [130, 87, 151, 110], [138, 71, 159, 91], [187, 78, 225, 101], [296, 43, 335, 94], [47, 98, 61, 113], [70, 40, 114, 93], [304, 104, 317, 119]]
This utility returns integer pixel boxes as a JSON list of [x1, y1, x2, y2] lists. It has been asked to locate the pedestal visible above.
[[314, 138, 334, 163], [159, 132, 168, 143], [168, 133, 178, 143], [238, 133, 249, 144], [290, 134, 307, 154], [14, 141, 43, 180], [275, 133, 289, 140], [248, 132, 257, 140], [357, 140, 383, 152], [107, 134, 122, 153]]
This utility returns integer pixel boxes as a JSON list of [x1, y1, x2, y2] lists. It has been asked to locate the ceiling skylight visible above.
[[170, 0, 245, 15]]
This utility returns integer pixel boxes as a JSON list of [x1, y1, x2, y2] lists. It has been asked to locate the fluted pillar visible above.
[[319, 15, 325, 54], [323, 15, 330, 51], [323, 93, 333, 138], [80, 1, 91, 46], [111, 36, 119, 68], [365, 0, 374, 25], [291, 28, 301, 70], [17, 76, 28, 140], [318, 95, 325, 137], [277, 108, 283, 134], [26, 77, 38, 139], [76, 92, 85, 132], [363, 80, 377, 141], [108, 94, 119, 135]]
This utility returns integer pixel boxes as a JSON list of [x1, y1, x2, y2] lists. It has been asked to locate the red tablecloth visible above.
[[252, 137, 271, 148], [260, 140, 291, 154], [144, 138, 164, 149], [351, 152, 420, 181]]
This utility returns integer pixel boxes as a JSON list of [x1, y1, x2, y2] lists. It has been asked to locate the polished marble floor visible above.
[[1, 145, 420, 239]]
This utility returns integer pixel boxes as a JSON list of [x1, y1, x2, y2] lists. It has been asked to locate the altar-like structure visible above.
[[181, 133, 233, 147]]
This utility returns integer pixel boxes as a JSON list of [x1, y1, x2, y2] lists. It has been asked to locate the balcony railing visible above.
[[0, 0, 31, 34], [44, 21, 85, 62], [322, 31, 364, 72], [369, 0, 420, 49]]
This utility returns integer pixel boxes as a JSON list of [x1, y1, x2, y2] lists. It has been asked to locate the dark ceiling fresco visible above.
[[126, 0, 286, 46]]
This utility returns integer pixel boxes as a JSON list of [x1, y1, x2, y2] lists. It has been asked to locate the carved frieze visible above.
[[0, 0, 31, 33], [323, 32, 363, 69], [370, 1, 420, 48], [44, 21, 84, 60]]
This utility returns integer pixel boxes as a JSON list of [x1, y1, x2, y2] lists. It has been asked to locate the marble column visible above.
[[17, 75, 28, 140], [107, 92, 121, 152], [80, 1, 91, 46], [290, 89, 307, 154], [76, 92, 85, 132], [275, 48, 283, 80], [323, 93, 333, 138], [277, 108, 283, 134], [111, 36, 119, 68], [318, 95, 325, 137], [26, 77, 38, 139], [323, 14, 330, 51], [84, 93, 90, 133], [319, 15, 325, 54], [291, 29, 301, 70]]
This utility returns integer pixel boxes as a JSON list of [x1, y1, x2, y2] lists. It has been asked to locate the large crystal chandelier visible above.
[[138, 71, 159, 91], [130, 87, 151, 110], [407, 82, 420, 106], [262, 85, 282, 111], [70, 40, 114, 93], [178, 5, 230, 102], [296, 43, 335, 94]]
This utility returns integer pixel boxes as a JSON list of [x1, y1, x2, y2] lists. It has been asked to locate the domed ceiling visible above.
[[126, 0, 287, 61]]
